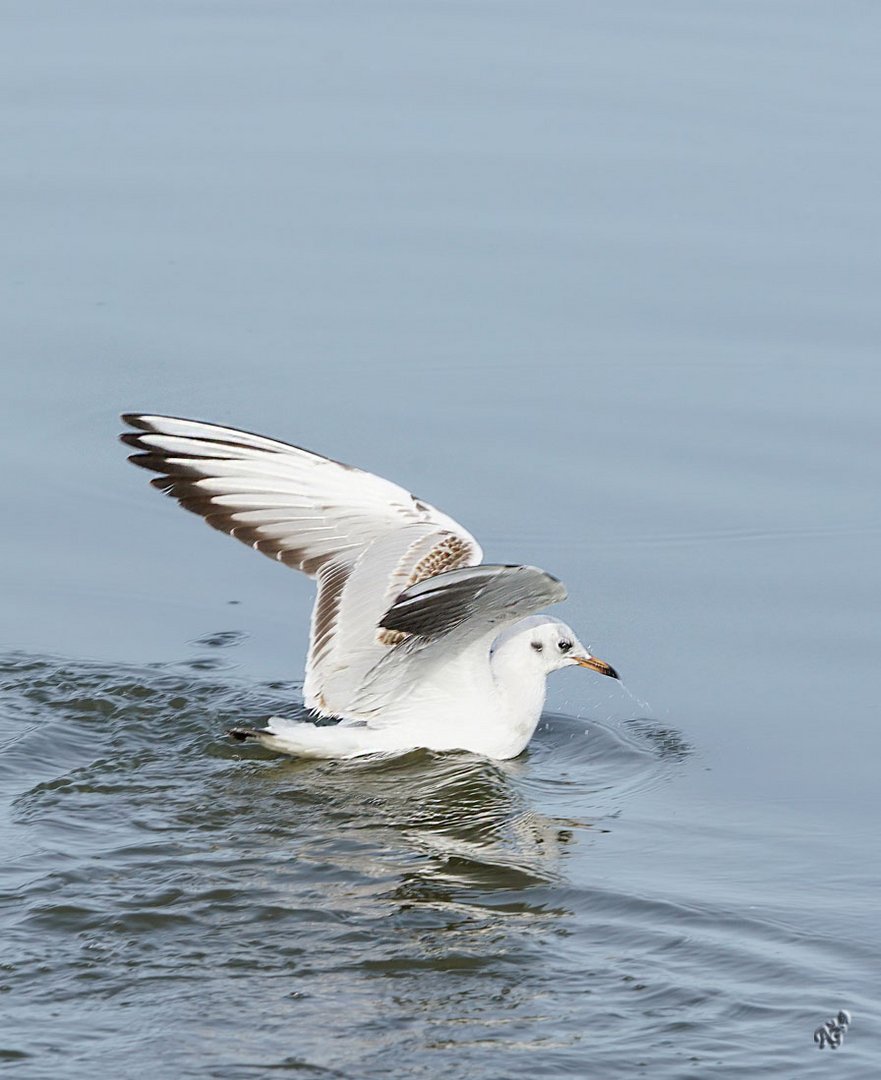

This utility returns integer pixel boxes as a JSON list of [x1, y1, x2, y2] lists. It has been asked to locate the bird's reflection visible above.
[[260, 747, 579, 907], [214, 702, 685, 925]]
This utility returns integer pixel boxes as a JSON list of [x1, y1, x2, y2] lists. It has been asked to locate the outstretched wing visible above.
[[120, 414, 482, 715], [350, 564, 567, 722]]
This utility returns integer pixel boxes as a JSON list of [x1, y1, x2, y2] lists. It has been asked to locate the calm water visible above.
[[2, 2, 880, 1076]]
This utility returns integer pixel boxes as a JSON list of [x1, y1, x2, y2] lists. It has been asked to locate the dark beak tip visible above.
[[576, 656, 619, 680]]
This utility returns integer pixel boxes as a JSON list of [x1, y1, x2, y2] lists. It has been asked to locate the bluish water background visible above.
[[1, 2, 879, 1076]]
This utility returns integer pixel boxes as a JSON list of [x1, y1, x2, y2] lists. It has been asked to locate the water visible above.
[[2, 2, 880, 1076]]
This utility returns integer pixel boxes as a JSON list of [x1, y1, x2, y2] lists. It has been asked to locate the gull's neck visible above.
[[488, 635, 548, 757]]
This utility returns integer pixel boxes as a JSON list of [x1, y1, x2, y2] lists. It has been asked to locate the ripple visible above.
[[1, 651, 685, 907], [190, 630, 249, 649], [3, 650, 872, 1077]]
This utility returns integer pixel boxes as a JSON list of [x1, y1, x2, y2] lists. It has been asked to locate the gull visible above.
[[121, 414, 618, 760]]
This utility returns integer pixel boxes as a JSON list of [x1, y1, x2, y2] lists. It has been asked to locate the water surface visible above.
[[1, 2, 880, 1076]]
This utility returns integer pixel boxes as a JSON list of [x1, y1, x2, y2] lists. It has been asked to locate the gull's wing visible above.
[[120, 414, 482, 716], [379, 564, 567, 640], [350, 564, 567, 721]]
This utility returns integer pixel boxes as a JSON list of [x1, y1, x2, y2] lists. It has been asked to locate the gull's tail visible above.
[[227, 717, 382, 759]]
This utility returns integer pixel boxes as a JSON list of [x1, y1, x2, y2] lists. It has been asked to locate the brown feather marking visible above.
[[311, 562, 350, 666], [132, 457, 337, 576], [376, 534, 474, 647], [407, 533, 474, 585]]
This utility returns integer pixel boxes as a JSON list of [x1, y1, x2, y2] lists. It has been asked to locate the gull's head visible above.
[[495, 616, 619, 680]]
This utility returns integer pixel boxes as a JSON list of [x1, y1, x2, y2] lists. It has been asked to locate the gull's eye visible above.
[[558, 640, 572, 653], [531, 641, 543, 653]]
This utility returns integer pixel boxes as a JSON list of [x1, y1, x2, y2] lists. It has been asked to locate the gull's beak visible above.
[[572, 654, 619, 680]]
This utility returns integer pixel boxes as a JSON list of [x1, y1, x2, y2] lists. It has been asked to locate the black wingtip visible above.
[[120, 412, 152, 429]]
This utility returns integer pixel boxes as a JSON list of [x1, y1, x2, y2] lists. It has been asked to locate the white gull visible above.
[[121, 414, 618, 759]]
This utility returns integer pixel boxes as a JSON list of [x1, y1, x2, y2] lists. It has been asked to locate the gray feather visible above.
[[379, 564, 567, 640]]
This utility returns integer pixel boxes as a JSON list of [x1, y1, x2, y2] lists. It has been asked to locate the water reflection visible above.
[[273, 750, 577, 897], [3, 650, 763, 1080], [2, 650, 682, 943]]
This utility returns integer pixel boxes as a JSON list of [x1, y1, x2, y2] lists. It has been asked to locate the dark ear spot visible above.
[[531, 641, 543, 653]]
